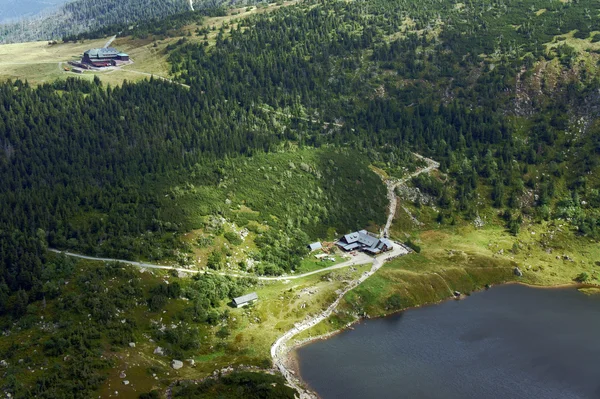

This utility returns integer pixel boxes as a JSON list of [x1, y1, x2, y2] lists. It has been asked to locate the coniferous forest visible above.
[[0, 0, 600, 396]]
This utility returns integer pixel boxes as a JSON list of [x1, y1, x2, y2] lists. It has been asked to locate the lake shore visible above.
[[285, 279, 599, 394], [292, 283, 600, 399]]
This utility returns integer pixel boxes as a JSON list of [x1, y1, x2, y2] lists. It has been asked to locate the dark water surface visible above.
[[296, 284, 600, 399]]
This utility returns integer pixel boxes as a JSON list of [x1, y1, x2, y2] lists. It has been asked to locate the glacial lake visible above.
[[296, 284, 600, 399]]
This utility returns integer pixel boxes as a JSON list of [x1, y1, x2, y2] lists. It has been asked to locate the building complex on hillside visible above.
[[337, 230, 393, 255], [82, 47, 130, 67]]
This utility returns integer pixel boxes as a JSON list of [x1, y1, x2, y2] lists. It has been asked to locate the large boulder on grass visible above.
[[171, 360, 183, 370]]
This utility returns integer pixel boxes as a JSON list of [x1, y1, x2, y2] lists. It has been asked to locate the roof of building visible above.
[[338, 242, 361, 251], [233, 292, 258, 305], [338, 230, 394, 253], [380, 238, 393, 247], [308, 242, 322, 251], [357, 231, 379, 247], [343, 232, 360, 243], [84, 47, 120, 59]]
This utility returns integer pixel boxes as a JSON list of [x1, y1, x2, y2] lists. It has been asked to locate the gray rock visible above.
[[514, 267, 523, 277], [119, 371, 126, 379], [122, 380, 129, 385], [153, 346, 164, 356], [128, 342, 136, 348], [187, 359, 195, 366], [171, 360, 183, 370]]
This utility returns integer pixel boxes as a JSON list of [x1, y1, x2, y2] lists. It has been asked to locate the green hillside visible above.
[[1, 0, 600, 396]]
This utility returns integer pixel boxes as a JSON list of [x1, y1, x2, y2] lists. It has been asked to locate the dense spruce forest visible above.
[[0, 0, 600, 396]]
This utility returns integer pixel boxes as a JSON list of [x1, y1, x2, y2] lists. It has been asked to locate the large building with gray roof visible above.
[[337, 230, 392, 255], [82, 47, 129, 67]]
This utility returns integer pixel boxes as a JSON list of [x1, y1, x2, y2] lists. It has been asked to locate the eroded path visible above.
[[48, 248, 381, 281], [382, 153, 439, 237]]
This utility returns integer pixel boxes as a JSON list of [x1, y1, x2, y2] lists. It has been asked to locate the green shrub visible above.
[[224, 231, 243, 245], [404, 238, 421, 253]]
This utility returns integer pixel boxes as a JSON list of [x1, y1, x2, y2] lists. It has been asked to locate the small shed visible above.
[[232, 292, 258, 308], [308, 242, 322, 251]]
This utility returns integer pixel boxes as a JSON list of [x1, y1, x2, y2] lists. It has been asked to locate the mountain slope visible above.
[[0, 0, 190, 43]]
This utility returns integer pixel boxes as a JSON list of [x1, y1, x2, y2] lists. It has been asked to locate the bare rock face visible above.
[[171, 360, 183, 370], [514, 267, 523, 277]]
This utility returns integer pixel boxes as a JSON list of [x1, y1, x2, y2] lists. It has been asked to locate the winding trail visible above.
[[270, 153, 438, 398], [48, 249, 376, 281], [48, 153, 438, 398], [270, 244, 408, 398], [382, 153, 439, 237]]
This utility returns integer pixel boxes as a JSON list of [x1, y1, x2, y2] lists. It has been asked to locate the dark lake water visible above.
[[296, 284, 600, 399]]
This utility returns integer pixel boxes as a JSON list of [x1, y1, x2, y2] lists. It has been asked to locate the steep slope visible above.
[[0, 0, 189, 43], [0, 0, 69, 23]]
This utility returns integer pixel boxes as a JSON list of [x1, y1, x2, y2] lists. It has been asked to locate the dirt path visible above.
[[48, 153, 436, 398], [121, 68, 190, 88], [47, 248, 382, 281], [104, 35, 117, 48], [270, 243, 409, 398], [381, 153, 439, 237]]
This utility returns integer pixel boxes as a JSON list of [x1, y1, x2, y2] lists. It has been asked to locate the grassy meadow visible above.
[[0, 2, 296, 87]]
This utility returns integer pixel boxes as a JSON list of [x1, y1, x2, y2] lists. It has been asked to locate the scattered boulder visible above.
[[513, 267, 523, 277], [187, 359, 195, 366], [453, 291, 461, 297], [122, 380, 129, 385], [119, 371, 126, 379], [153, 346, 164, 356], [171, 360, 183, 370], [473, 216, 484, 228], [128, 342, 136, 348], [0, 360, 8, 367]]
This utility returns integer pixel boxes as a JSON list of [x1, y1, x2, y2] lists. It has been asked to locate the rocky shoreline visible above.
[[282, 279, 600, 397]]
